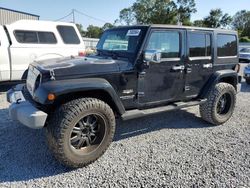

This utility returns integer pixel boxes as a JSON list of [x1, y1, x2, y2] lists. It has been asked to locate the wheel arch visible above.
[[199, 70, 239, 98], [54, 89, 124, 116], [34, 78, 126, 116]]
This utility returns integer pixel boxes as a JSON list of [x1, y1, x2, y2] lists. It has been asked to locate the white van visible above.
[[0, 20, 85, 82]]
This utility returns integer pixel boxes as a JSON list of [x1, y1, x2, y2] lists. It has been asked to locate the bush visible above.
[[239, 36, 250, 42]]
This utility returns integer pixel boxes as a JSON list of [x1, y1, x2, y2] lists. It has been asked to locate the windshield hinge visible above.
[[50, 70, 56, 80]]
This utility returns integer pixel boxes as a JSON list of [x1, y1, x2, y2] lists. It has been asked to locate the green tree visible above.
[[85, 25, 103, 38], [76, 23, 86, 36], [176, 0, 197, 25], [203, 9, 232, 28], [232, 10, 250, 31], [118, 0, 197, 25], [102, 23, 114, 31], [132, 0, 177, 24], [241, 21, 250, 37], [193, 20, 204, 27], [119, 8, 136, 25]]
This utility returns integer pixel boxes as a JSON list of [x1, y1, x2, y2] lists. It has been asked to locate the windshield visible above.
[[97, 28, 146, 54], [240, 48, 250, 53]]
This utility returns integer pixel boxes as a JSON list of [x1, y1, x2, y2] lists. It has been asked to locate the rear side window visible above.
[[189, 32, 211, 57], [217, 34, 237, 57], [38, 32, 57, 44], [57, 25, 80, 44], [14, 30, 57, 44], [15, 30, 38, 43], [146, 31, 180, 58]]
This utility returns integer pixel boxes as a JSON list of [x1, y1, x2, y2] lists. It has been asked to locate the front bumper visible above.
[[7, 84, 48, 129]]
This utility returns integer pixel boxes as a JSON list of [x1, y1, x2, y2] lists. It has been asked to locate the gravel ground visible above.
[[0, 67, 249, 187]]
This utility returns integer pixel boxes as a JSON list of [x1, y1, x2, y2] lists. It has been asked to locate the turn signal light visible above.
[[48, 93, 56, 101]]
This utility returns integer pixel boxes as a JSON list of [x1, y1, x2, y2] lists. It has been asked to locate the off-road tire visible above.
[[199, 83, 236, 125], [46, 98, 115, 168], [246, 78, 250, 85]]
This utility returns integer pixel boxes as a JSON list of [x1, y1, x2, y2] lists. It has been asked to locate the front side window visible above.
[[146, 31, 180, 58], [189, 32, 211, 57], [57, 25, 80, 44], [217, 34, 237, 57]]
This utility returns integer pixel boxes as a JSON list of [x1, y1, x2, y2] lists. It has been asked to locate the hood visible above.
[[32, 55, 132, 79]]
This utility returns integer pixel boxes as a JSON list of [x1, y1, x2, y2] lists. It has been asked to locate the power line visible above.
[[55, 11, 73, 21], [74, 9, 108, 23]]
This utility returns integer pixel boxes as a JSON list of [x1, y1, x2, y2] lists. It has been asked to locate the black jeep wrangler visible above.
[[7, 25, 241, 168]]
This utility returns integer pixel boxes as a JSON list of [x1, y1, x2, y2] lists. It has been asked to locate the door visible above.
[[138, 29, 185, 105], [184, 31, 213, 98]]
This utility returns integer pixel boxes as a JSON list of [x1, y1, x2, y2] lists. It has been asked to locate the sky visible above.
[[0, 0, 249, 29]]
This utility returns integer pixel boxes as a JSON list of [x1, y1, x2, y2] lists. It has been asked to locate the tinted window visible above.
[[15, 30, 38, 43], [15, 30, 57, 44], [146, 31, 180, 58], [189, 33, 211, 57], [217, 34, 237, 57], [57, 26, 80, 44], [240, 48, 250, 53], [38, 32, 57, 44], [102, 30, 129, 51]]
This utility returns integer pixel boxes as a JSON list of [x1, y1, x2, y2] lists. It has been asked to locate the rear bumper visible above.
[[243, 69, 250, 79], [239, 57, 250, 62], [7, 84, 47, 129]]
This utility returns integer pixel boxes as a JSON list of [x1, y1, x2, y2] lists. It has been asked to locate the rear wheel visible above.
[[46, 98, 116, 168], [199, 83, 236, 125]]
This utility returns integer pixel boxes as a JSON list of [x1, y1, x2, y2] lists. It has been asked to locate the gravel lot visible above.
[[0, 66, 249, 187]]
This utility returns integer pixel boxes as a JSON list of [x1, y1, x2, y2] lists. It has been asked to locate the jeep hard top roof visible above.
[[109, 24, 237, 34]]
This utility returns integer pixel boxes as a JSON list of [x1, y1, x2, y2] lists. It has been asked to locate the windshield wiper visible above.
[[97, 49, 119, 60]]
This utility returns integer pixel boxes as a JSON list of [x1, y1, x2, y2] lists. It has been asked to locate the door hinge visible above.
[[185, 67, 192, 74], [139, 72, 146, 79], [137, 92, 145, 97]]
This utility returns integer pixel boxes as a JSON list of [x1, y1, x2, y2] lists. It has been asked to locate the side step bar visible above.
[[122, 99, 207, 121]]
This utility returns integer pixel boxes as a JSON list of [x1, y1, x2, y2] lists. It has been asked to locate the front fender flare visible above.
[[34, 78, 125, 114]]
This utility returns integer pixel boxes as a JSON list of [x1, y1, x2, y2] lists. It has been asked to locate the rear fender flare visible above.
[[199, 70, 238, 98]]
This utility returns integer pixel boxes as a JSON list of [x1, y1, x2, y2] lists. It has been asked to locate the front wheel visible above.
[[200, 83, 236, 125], [46, 98, 116, 168]]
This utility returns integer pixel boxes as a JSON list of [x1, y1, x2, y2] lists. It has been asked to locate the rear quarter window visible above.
[[57, 25, 80, 44], [217, 34, 237, 57]]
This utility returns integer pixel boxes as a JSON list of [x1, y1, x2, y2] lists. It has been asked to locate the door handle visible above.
[[172, 65, 185, 71], [203, 63, 213, 69]]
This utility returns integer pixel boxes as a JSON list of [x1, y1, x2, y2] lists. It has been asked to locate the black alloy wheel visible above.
[[70, 114, 106, 154]]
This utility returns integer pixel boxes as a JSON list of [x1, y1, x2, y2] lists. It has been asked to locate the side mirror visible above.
[[144, 50, 162, 64]]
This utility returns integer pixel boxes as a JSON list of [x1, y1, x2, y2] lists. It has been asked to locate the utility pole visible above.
[[72, 9, 75, 23]]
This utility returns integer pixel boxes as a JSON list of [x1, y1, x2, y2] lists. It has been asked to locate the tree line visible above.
[[77, 0, 250, 42]]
